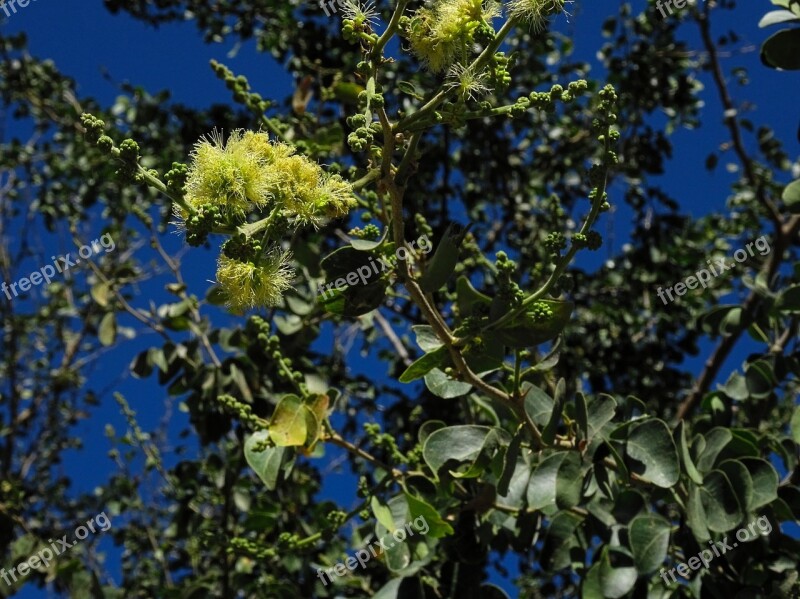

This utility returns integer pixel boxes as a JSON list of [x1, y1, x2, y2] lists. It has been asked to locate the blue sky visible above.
[[2, 0, 798, 596]]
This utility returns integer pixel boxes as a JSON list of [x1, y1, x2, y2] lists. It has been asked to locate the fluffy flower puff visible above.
[[183, 130, 279, 219], [446, 63, 493, 101], [180, 130, 356, 227], [216, 249, 294, 312], [507, 0, 569, 32], [406, 0, 501, 73]]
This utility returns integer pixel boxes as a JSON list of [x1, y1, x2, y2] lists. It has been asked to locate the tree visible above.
[[1, 0, 799, 597]]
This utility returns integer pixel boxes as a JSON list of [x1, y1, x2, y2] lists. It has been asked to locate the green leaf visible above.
[[371, 496, 396, 532], [686, 482, 711, 543], [373, 578, 404, 599], [424, 368, 472, 398], [675, 421, 704, 485], [542, 378, 566, 445], [792, 406, 800, 444], [285, 292, 314, 316], [412, 325, 444, 352], [130, 351, 153, 378], [575, 392, 589, 441], [397, 80, 425, 100], [456, 275, 491, 317], [343, 278, 387, 317], [244, 431, 289, 491], [497, 428, 524, 498], [419, 223, 471, 293], [587, 394, 617, 441], [522, 384, 554, 426], [717, 459, 753, 514], [404, 492, 454, 538], [745, 360, 775, 399], [776, 284, 800, 313], [91, 281, 112, 307], [526, 450, 583, 510], [418, 420, 446, 445], [269, 395, 308, 447], [423, 425, 509, 477], [205, 285, 228, 306], [582, 563, 605, 599], [376, 497, 413, 572], [783, 180, 800, 212], [761, 28, 800, 70], [701, 305, 741, 336], [147, 347, 168, 373], [696, 428, 733, 473], [463, 334, 505, 375], [625, 419, 680, 488], [759, 9, 800, 27], [478, 585, 510, 599], [399, 346, 449, 383], [540, 510, 583, 570], [740, 457, 779, 509], [723, 371, 749, 401], [493, 300, 574, 348], [598, 546, 637, 599], [303, 395, 329, 447], [612, 489, 647, 524], [320, 245, 375, 280], [700, 470, 744, 532], [372, 578, 426, 599], [98, 312, 117, 346]]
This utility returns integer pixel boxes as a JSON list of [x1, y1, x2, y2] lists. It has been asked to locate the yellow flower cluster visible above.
[[185, 130, 356, 227], [216, 252, 294, 312], [180, 129, 358, 311], [406, 0, 500, 73]]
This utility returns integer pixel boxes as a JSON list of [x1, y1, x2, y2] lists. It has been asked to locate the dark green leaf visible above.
[[244, 431, 289, 491], [625, 419, 679, 488], [456, 275, 491, 317], [675, 421, 704, 485], [761, 28, 800, 69], [526, 450, 583, 510], [523, 384, 554, 427], [404, 492, 454, 538], [399, 346, 449, 383], [424, 368, 472, 398], [419, 223, 471, 293], [696, 428, 732, 473], [423, 425, 509, 477], [540, 510, 583, 570], [494, 300, 574, 348], [740, 457, 779, 509], [542, 378, 566, 445], [700, 470, 744, 532]]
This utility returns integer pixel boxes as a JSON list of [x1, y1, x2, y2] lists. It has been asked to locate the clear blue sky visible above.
[[2, 1, 797, 596]]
